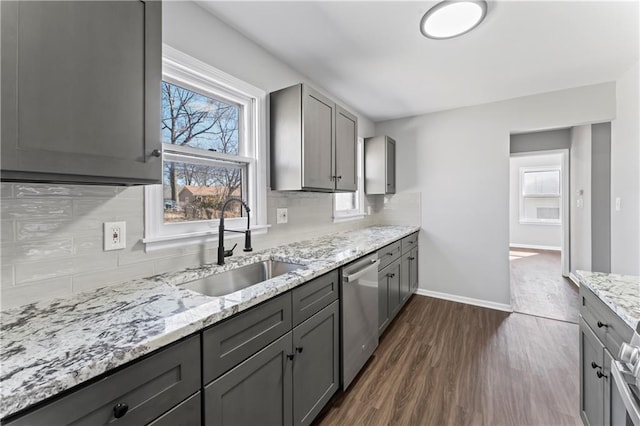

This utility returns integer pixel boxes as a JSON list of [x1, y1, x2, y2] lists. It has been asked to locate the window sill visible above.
[[333, 213, 366, 224], [143, 225, 270, 252], [518, 220, 561, 226]]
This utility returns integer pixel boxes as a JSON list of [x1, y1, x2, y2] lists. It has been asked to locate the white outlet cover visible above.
[[104, 221, 126, 251], [276, 208, 288, 224]]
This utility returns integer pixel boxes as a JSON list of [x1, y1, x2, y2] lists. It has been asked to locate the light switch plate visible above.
[[104, 221, 126, 251], [276, 208, 288, 224]]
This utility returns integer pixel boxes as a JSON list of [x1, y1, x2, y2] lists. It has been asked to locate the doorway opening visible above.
[[509, 149, 578, 323]]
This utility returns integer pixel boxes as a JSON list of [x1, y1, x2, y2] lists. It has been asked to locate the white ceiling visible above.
[[198, 1, 639, 122]]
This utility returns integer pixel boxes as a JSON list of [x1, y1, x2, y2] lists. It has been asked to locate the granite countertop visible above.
[[0, 225, 419, 419], [576, 270, 640, 332]]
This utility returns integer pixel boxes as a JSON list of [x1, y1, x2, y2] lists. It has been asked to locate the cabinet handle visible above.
[[150, 149, 161, 158], [295, 346, 304, 353], [591, 361, 601, 369], [386, 252, 394, 256], [596, 369, 607, 379], [408, 257, 415, 260], [113, 402, 129, 419], [597, 321, 608, 328], [387, 273, 395, 278], [287, 354, 295, 361]]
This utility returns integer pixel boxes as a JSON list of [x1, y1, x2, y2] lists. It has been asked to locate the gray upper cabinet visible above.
[[365, 135, 396, 194], [270, 83, 358, 192], [334, 106, 358, 192], [0, 1, 162, 185]]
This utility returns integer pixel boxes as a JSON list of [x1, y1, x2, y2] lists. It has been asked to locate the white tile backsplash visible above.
[[0, 182, 421, 309]]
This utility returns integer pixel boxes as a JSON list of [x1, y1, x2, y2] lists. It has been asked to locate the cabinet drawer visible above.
[[203, 292, 292, 383], [401, 232, 418, 254], [148, 392, 201, 426], [580, 286, 633, 355], [292, 270, 339, 327], [378, 240, 401, 270], [6, 335, 200, 426]]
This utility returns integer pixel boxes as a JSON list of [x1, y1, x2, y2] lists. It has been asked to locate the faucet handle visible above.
[[224, 243, 238, 257]]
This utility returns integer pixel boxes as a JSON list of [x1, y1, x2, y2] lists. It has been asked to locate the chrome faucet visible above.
[[218, 198, 253, 265]]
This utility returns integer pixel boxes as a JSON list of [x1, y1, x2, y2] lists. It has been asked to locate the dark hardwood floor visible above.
[[510, 248, 579, 323], [316, 296, 580, 426]]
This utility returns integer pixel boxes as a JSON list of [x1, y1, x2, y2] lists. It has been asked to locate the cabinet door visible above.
[[378, 269, 390, 335], [580, 319, 605, 426], [293, 300, 340, 425], [400, 253, 411, 304], [148, 392, 201, 426], [302, 86, 334, 191], [409, 247, 419, 293], [334, 105, 357, 192], [387, 261, 402, 319], [386, 138, 396, 194], [205, 332, 293, 426], [1, 1, 162, 184]]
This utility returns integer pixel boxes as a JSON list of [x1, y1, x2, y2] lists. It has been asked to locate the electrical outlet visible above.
[[276, 208, 288, 224], [104, 221, 126, 251]]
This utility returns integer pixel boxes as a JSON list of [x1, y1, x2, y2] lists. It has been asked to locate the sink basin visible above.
[[180, 260, 304, 297]]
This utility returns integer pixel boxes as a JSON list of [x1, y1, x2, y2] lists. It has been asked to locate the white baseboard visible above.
[[414, 289, 513, 313], [568, 273, 581, 287], [509, 243, 561, 251]]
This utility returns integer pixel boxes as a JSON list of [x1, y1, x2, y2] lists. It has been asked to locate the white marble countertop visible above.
[[0, 225, 419, 419], [576, 270, 640, 332]]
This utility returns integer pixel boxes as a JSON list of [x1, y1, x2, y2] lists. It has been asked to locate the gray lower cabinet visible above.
[[1, 0, 162, 184], [378, 259, 400, 336], [5, 335, 201, 426], [401, 247, 419, 302], [203, 271, 340, 426], [205, 332, 294, 426], [293, 300, 340, 425], [580, 319, 605, 426], [148, 392, 201, 426], [579, 285, 633, 426]]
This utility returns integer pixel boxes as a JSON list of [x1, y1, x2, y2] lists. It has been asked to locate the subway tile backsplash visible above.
[[0, 183, 421, 309]]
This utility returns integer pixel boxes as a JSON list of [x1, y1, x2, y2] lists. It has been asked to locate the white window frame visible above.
[[333, 137, 366, 222], [143, 45, 268, 251], [519, 165, 561, 226]]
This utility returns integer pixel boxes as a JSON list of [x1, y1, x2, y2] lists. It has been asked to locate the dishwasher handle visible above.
[[612, 360, 640, 426], [344, 259, 380, 282]]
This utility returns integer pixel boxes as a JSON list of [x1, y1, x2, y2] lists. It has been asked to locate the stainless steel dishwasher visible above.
[[341, 253, 380, 390]]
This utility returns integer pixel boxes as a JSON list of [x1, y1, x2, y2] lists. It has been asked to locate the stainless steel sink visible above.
[[180, 260, 304, 297]]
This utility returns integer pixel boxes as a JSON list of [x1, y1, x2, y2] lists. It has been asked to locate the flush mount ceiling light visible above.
[[420, 0, 488, 40]]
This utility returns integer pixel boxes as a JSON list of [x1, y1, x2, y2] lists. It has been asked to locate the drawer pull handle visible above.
[[287, 354, 295, 361], [295, 346, 304, 353], [596, 369, 607, 379], [591, 361, 601, 369], [386, 252, 394, 256], [408, 257, 416, 260], [387, 273, 396, 278], [597, 321, 608, 328], [113, 402, 129, 419]]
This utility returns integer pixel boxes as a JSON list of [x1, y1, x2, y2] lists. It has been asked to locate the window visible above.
[[519, 167, 561, 225], [333, 137, 366, 221], [144, 46, 267, 251]]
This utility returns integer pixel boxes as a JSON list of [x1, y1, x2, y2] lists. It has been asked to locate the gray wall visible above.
[[570, 125, 592, 274], [510, 128, 571, 154], [611, 62, 640, 275], [591, 122, 611, 273], [376, 83, 616, 310]]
